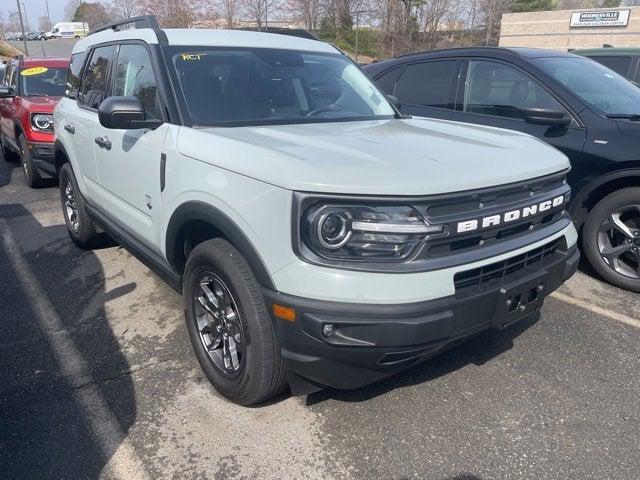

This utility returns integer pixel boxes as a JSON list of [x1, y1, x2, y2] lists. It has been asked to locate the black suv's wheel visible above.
[[18, 134, 43, 188], [583, 187, 640, 293], [59, 163, 100, 249], [0, 134, 19, 163], [184, 238, 287, 405]]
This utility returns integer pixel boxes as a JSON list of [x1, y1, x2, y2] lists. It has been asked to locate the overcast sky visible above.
[[4, 0, 68, 30]]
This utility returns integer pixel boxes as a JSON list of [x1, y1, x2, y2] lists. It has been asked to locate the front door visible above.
[[93, 43, 167, 252], [453, 58, 586, 163]]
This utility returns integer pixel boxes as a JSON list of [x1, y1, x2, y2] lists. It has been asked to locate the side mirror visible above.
[[0, 86, 14, 98], [98, 96, 162, 130], [522, 106, 571, 127], [387, 94, 401, 111]]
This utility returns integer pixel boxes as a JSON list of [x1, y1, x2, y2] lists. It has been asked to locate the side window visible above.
[[588, 56, 632, 78], [394, 61, 457, 109], [375, 67, 405, 95], [113, 44, 160, 119], [66, 51, 87, 99], [463, 60, 564, 120], [79, 45, 114, 109]]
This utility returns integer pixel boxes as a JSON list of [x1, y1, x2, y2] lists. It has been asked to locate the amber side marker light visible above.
[[272, 304, 296, 322]]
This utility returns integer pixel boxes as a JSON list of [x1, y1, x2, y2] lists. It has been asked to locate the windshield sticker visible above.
[[20, 67, 49, 76], [181, 53, 203, 61]]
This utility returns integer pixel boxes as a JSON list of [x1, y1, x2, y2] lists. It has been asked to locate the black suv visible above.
[[364, 47, 640, 292]]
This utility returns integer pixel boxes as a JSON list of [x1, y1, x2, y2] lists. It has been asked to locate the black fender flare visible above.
[[53, 139, 70, 170], [570, 168, 640, 224], [165, 201, 276, 290]]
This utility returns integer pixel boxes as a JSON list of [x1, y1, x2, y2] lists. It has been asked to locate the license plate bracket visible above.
[[493, 271, 548, 329]]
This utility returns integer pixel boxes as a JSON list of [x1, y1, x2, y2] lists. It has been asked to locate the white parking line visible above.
[[0, 221, 149, 480], [551, 291, 640, 330]]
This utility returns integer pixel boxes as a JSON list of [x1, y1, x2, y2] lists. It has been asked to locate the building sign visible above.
[[570, 9, 630, 28]]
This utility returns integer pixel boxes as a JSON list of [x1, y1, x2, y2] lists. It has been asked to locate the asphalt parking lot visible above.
[[1, 152, 639, 480]]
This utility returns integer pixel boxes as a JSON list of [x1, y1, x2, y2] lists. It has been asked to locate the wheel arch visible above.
[[571, 168, 640, 229], [53, 139, 70, 172], [165, 201, 275, 290]]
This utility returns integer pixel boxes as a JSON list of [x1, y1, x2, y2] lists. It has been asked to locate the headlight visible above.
[[301, 204, 444, 262], [31, 113, 54, 132]]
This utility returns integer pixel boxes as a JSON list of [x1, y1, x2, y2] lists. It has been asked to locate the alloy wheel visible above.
[[193, 273, 245, 376], [598, 205, 640, 279], [64, 181, 80, 232]]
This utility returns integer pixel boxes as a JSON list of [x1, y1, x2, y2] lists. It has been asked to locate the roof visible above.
[[572, 48, 640, 56], [364, 46, 584, 75], [73, 27, 336, 55]]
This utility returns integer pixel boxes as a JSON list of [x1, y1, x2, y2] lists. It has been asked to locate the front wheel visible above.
[[183, 238, 287, 405], [582, 187, 640, 292], [18, 134, 43, 188]]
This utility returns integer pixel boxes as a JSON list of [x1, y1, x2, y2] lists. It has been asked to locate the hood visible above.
[[177, 117, 570, 195], [22, 96, 61, 113]]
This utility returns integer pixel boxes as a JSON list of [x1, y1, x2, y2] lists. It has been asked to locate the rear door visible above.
[[72, 45, 115, 203], [93, 42, 168, 251], [452, 58, 586, 162], [375, 59, 460, 120]]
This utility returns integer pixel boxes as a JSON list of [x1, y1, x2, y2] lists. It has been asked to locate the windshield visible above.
[[167, 46, 395, 126], [533, 56, 640, 116], [20, 66, 67, 96]]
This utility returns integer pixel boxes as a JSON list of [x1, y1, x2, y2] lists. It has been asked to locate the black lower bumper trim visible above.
[[264, 244, 579, 391]]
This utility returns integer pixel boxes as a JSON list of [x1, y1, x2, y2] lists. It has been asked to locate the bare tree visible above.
[[288, 0, 322, 29], [240, 0, 279, 29], [38, 16, 51, 31], [138, 0, 205, 27], [220, 0, 239, 27], [64, 0, 83, 21], [112, 0, 143, 19]]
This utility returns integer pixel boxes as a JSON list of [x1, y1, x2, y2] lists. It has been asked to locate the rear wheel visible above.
[[184, 238, 287, 405], [59, 163, 100, 249], [18, 134, 43, 188], [583, 187, 640, 293]]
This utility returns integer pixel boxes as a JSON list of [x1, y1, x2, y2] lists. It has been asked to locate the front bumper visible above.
[[264, 242, 579, 392]]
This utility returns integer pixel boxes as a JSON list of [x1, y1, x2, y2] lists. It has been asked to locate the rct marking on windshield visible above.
[[181, 53, 203, 61]]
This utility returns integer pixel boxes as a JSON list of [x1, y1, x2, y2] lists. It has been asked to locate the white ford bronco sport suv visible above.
[[54, 16, 579, 405]]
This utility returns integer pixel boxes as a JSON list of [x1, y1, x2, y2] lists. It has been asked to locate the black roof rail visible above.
[[89, 15, 160, 36], [236, 26, 320, 41]]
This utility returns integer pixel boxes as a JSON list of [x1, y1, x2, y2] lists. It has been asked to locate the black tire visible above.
[[0, 134, 19, 163], [184, 238, 287, 405], [18, 134, 43, 188], [59, 163, 100, 249], [582, 187, 640, 293]]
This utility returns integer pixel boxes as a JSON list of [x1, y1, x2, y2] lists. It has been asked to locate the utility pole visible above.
[[16, 0, 29, 57], [264, 0, 269, 31], [44, 0, 52, 30]]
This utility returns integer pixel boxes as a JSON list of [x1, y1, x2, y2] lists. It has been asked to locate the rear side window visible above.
[[66, 51, 87, 99], [588, 56, 633, 78], [80, 45, 114, 109], [395, 61, 457, 108]]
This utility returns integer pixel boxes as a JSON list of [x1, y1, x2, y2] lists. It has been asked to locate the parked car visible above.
[[0, 56, 69, 187], [54, 17, 578, 405], [365, 47, 640, 293], [573, 48, 640, 85]]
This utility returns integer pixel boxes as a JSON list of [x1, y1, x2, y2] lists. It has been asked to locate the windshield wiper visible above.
[[306, 104, 343, 117], [26, 93, 48, 97], [606, 113, 640, 121]]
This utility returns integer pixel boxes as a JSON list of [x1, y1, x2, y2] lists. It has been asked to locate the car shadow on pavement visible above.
[[307, 313, 540, 406], [0, 203, 137, 479]]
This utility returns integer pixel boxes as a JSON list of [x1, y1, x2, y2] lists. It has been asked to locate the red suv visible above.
[[0, 56, 69, 187]]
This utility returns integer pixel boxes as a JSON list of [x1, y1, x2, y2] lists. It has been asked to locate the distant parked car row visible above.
[[3, 22, 89, 41], [364, 47, 640, 293]]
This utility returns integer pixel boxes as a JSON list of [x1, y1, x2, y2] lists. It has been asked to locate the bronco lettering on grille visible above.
[[456, 195, 565, 234]]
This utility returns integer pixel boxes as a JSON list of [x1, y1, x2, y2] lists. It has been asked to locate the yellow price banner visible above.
[[20, 67, 49, 76]]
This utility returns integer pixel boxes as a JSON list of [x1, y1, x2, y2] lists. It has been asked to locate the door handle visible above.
[[64, 124, 75, 134], [94, 136, 112, 150]]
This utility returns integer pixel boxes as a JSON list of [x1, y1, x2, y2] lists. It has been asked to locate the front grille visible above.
[[454, 238, 564, 291]]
